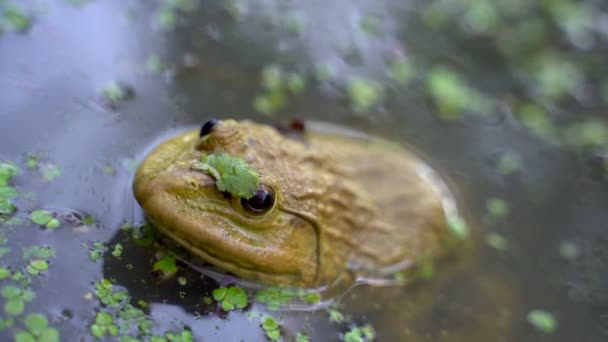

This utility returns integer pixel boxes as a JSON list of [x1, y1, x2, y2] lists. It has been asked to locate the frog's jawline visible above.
[[149, 217, 300, 280]]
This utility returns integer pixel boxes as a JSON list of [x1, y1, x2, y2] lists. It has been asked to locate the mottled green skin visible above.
[[133, 120, 457, 288]]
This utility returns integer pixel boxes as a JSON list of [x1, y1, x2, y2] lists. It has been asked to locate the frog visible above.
[[133, 119, 463, 289]]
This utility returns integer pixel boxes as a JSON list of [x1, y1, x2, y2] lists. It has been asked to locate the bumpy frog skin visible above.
[[133, 120, 459, 288]]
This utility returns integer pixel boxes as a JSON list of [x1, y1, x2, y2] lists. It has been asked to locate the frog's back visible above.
[[307, 126, 458, 279]]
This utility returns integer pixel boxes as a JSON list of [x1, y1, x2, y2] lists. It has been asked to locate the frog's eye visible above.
[[200, 119, 220, 137], [241, 185, 275, 214]]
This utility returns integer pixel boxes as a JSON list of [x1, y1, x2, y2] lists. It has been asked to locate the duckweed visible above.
[[0, 163, 20, 185], [559, 241, 580, 260], [30, 210, 59, 229], [193, 154, 260, 199], [286, 73, 307, 94], [426, 67, 492, 119], [328, 309, 345, 323], [153, 255, 178, 277], [26, 260, 48, 275], [389, 58, 414, 84], [94, 279, 129, 308], [0, 198, 15, 216], [90, 311, 118, 338], [0, 163, 19, 217], [111, 243, 123, 258], [0, 268, 10, 279], [261, 315, 281, 341], [261, 65, 283, 90], [22, 246, 55, 260], [527, 309, 557, 333], [255, 287, 296, 310], [486, 197, 510, 218], [146, 55, 164, 72], [295, 333, 310, 342], [347, 78, 382, 113], [516, 104, 557, 143], [40, 165, 62, 182], [88, 242, 107, 262], [343, 324, 375, 342], [447, 216, 469, 239], [359, 15, 379, 36], [563, 120, 608, 148], [3, 6, 31, 33], [15, 313, 60, 342], [25, 155, 38, 170], [314, 63, 334, 81], [212, 286, 248, 311], [497, 152, 521, 175], [1, 285, 34, 316], [486, 232, 508, 251], [285, 13, 304, 35], [419, 262, 434, 279]]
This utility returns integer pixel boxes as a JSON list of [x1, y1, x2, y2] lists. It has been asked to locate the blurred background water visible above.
[[1, 0, 607, 341]]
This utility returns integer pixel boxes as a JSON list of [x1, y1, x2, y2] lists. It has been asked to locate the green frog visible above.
[[133, 119, 463, 289]]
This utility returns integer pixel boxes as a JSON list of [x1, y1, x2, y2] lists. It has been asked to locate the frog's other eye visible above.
[[200, 119, 220, 137], [241, 185, 275, 214]]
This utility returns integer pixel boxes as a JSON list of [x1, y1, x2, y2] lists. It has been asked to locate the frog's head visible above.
[[134, 120, 334, 288]]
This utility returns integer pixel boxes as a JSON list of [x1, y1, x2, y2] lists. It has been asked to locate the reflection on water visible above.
[[0, 0, 607, 341]]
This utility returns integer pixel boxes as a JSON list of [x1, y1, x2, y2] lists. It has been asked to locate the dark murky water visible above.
[[1, 0, 607, 341]]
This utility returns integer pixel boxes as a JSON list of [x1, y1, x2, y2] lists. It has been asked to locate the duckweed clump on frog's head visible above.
[[192, 154, 260, 199]]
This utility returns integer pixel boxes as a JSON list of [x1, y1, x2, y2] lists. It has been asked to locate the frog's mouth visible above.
[[148, 215, 315, 287]]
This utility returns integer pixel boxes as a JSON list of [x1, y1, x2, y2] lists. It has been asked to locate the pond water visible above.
[[1, 0, 607, 341]]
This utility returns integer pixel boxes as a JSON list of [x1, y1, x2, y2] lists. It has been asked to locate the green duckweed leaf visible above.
[[24, 313, 48, 335], [41, 165, 62, 181], [527, 309, 557, 333], [261, 315, 281, 341], [213, 286, 248, 311], [5, 298, 24, 315], [286, 73, 306, 94], [193, 154, 260, 199], [0, 268, 10, 279], [486, 232, 508, 251], [38, 327, 60, 342], [14, 331, 36, 342], [296, 332, 310, 342], [153, 255, 178, 276], [0, 163, 20, 184], [0, 186, 18, 199], [26, 259, 48, 275], [347, 78, 382, 113], [0, 197, 15, 216], [29, 210, 54, 226]]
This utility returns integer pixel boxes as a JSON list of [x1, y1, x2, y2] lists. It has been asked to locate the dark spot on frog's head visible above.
[[274, 118, 307, 143], [200, 119, 220, 137], [290, 119, 306, 133], [247, 138, 258, 147]]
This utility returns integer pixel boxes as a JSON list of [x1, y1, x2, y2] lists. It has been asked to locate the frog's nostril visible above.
[[200, 119, 220, 137]]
